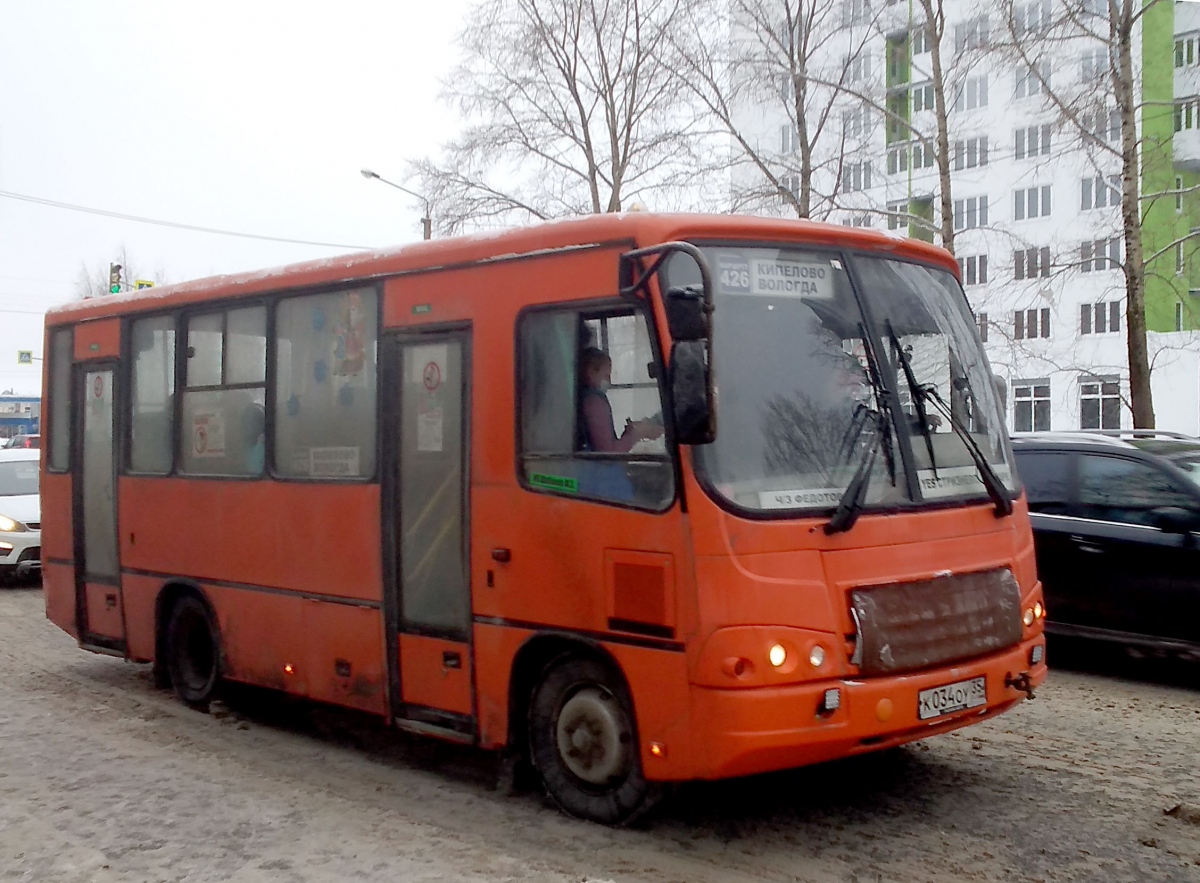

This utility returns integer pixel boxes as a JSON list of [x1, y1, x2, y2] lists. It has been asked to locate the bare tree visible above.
[[410, 0, 718, 234], [997, 0, 1168, 427]]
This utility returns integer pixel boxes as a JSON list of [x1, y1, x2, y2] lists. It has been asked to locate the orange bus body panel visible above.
[[118, 478, 382, 600], [72, 318, 120, 361], [399, 634, 473, 716]]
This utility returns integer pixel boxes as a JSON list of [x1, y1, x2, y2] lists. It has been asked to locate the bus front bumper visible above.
[[674, 637, 1047, 782]]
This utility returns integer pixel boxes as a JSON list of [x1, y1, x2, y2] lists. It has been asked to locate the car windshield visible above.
[[1168, 454, 1200, 488], [0, 459, 38, 496], [664, 245, 1016, 515]]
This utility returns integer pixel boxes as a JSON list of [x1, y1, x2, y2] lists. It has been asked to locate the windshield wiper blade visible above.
[[825, 412, 883, 535], [884, 322, 939, 479], [918, 386, 1013, 517]]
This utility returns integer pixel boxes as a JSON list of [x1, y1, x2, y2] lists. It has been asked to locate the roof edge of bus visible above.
[[45, 212, 957, 324]]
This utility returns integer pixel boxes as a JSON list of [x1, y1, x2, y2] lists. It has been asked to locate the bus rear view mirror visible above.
[[671, 340, 715, 445], [665, 285, 708, 341]]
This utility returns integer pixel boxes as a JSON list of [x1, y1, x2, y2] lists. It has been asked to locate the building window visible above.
[[843, 213, 872, 227], [957, 254, 989, 286], [977, 311, 989, 342], [1178, 302, 1186, 331], [1080, 238, 1121, 271], [847, 51, 872, 83], [1177, 35, 1199, 68], [911, 25, 930, 55], [843, 103, 871, 138], [1177, 241, 1186, 276], [954, 16, 989, 52], [781, 174, 800, 199], [1080, 378, 1121, 429], [780, 125, 799, 154], [911, 82, 936, 112], [1081, 301, 1122, 334], [1014, 0, 1052, 35], [1014, 307, 1051, 340], [1015, 60, 1052, 99], [842, 0, 872, 27], [1014, 124, 1052, 160], [1014, 185, 1052, 220], [1177, 175, 1185, 213], [953, 136, 989, 170], [1080, 48, 1109, 81], [887, 200, 906, 230], [1014, 246, 1052, 280], [1087, 107, 1121, 142], [1014, 381, 1051, 431], [953, 195, 989, 231], [1175, 98, 1200, 133], [842, 161, 873, 193], [886, 144, 909, 175], [1081, 175, 1120, 210], [954, 75, 989, 111]]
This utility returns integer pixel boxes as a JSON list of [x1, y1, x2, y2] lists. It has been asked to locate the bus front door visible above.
[[385, 332, 475, 740], [74, 366, 125, 650]]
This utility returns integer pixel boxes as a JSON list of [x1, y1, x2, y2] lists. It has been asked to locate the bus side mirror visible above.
[[665, 285, 707, 341], [671, 341, 714, 445]]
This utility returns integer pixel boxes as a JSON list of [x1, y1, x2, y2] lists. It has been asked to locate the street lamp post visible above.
[[360, 169, 432, 240]]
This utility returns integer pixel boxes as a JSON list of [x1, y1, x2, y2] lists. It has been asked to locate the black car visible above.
[[1011, 431, 1200, 658]]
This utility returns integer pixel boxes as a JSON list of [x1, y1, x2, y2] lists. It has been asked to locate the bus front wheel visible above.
[[528, 656, 658, 825], [165, 595, 221, 709]]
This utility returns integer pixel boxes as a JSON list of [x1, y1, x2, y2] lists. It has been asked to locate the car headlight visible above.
[[0, 515, 26, 533]]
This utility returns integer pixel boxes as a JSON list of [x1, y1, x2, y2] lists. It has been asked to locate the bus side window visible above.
[[46, 327, 73, 472], [129, 315, 176, 474], [518, 305, 673, 510], [273, 288, 377, 480], [179, 306, 267, 477]]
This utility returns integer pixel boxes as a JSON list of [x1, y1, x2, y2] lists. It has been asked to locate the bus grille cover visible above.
[[850, 568, 1022, 675]]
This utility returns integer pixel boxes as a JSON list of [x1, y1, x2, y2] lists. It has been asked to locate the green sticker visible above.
[[412, 304, 432, 315], [530, 472, 578, 493], [89, 343, 100, 351]]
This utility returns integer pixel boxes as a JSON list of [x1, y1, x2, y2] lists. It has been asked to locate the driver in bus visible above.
[[577, 347, 662, 452]]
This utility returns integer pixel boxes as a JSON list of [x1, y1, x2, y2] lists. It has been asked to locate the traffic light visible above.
[[109, 263, 123, 294]]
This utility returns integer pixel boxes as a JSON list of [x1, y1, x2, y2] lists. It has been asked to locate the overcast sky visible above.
[[0, 1, 473, 395]]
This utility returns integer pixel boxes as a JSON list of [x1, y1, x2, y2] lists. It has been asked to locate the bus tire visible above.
[[528, 656, 658, 825], [164, 595, 221, 709]]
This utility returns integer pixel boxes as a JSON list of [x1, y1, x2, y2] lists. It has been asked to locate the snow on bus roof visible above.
[[45, 213, 952, 321]]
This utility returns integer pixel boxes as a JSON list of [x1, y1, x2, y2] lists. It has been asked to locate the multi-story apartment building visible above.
[[735, 0, 1200, 434]]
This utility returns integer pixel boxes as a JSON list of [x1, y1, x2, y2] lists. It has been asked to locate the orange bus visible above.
[[42, 213, 1046, 824]]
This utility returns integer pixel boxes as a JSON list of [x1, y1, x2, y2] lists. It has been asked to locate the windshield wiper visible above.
[[825, 412, 883, 535], [885, 322, 938, 478], [916, 385, 1014, 517]]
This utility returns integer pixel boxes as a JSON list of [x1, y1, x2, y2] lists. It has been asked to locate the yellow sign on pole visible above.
[[16, 351, 32, 365], [135, 279, 155, 290]]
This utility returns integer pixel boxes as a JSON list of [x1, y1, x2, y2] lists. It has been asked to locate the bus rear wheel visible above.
[[165, 595, 221, 709], [528, 656, 658, 825]]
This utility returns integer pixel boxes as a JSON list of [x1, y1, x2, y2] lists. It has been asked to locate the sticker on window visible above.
[[758, 487, 844, 509], [749, 259, 833, 299]]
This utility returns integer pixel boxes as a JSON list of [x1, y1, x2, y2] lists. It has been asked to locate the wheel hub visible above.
[[556, 686, 631, 785]]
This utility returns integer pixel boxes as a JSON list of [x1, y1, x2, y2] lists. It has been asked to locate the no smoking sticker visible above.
[[423, 361, 441, 391]]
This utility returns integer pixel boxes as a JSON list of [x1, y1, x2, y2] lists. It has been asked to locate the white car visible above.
[[0, 449, 41, 583]]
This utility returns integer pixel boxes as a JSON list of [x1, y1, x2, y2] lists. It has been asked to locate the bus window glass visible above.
[[180, 306, 267, 477], [675, 248, 903, 513], [519, 305, 672, 509], [273, 288, 377, 479], [47, 328, 72, 471], [186, 312, 223, 387], [130, 315, 176, 474], [853, 257, 1017, 501], [226, 307, 267, 385]]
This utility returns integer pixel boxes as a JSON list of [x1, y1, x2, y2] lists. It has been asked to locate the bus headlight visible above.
[[809, 645, 826, 668], [0, 515, 24, 533], [1023, 608, 1035, 627], [768, 643, 787, 667]]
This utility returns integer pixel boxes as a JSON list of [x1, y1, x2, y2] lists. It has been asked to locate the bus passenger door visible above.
[[74, 366, 125, 650], [384, 332, 475, 740]]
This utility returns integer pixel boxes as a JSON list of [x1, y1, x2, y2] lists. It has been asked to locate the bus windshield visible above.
[[667, 245, 1016, 515]]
